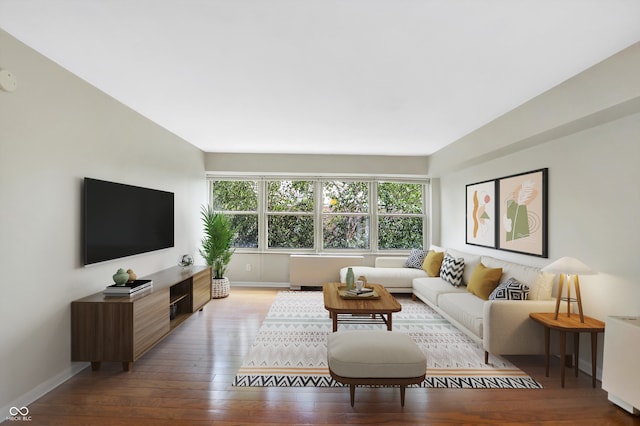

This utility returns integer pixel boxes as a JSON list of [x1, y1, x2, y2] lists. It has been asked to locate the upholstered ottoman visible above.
[[327, 330, 427, 407]]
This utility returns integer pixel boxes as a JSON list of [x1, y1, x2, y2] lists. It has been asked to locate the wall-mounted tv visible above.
[[83, 178, 174, 265]]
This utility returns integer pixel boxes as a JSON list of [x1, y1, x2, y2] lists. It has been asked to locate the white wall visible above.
[[0, 30, 207, 413], [432, 42, 640, 377], [438, 117, 640, 318]]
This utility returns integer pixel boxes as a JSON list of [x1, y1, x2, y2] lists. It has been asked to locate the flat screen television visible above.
[[83, 178, 174, 265]]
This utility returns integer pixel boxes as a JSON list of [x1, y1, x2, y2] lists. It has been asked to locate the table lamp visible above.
[[541, 257, 596, 323]]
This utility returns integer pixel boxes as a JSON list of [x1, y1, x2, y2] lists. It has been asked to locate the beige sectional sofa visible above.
[[340, 246, 557, 360], [339, 256, 427, 293]]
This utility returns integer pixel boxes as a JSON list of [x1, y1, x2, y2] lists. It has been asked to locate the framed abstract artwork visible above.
[[465, 179, 497, 248], [497, 168, 548, 257]]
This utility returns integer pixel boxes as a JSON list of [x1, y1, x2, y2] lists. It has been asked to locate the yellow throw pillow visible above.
[[422, 250, 444, 277], [467, 263, 503, 300]]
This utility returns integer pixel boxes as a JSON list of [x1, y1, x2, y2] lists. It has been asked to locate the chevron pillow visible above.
[[489, 277, 530, 300], [440, 253, 465, 287]]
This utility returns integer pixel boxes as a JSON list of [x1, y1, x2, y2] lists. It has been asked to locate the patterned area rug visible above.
[[233, 291, 542, 389]]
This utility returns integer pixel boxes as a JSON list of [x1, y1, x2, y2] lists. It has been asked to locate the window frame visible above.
[[265, 179, 316, 250], [207, 175, 429, 254]]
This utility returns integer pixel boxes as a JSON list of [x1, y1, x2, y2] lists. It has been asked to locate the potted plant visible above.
[[199, 205, 235, 298]]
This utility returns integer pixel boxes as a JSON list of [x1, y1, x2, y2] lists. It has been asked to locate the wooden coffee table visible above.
[[323, 282, 402, 332]]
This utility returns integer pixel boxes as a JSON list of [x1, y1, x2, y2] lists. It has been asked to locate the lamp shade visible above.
[[541, 256, 596, 275]]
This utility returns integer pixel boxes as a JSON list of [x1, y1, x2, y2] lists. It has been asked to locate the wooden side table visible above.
[[529, 312, 605, 388]]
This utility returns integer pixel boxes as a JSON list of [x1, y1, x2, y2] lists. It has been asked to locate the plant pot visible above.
[[212, 277, 230, 299]]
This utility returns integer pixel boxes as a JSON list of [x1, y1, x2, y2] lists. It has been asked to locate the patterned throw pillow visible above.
[[404, 249, 430, 269], [440, 253, 465, 287], [489, 277, 530, 300]]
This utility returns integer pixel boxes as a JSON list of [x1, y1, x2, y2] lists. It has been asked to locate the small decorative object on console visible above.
[[112, 268, 130, 286], [103, 279, 153, 295], [126, 268, 137, 282], [178, 254, 194, 268]]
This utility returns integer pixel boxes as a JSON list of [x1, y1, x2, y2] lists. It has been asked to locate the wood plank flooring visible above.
[[20, 288, 640, 425]]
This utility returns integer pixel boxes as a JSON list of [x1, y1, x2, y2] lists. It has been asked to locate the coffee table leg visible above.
[[333, 314, 338, 332], [387, 313, 392, 331]]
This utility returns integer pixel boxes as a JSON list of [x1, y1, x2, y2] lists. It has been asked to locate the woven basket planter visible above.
[[212, 277, 230, 299]]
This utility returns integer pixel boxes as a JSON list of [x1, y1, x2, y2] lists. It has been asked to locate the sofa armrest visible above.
[[374, 257, 407, 268], [483, 299, 556, 356]]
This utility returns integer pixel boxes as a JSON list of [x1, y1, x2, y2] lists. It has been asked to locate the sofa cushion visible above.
[[489, 277, 529, 300], [446, 249, 481, 285], [440, 253, 465, 287], [341, 266, 426, 289], [467, 263, 503, 300], [404, 249, 429, 269], [412, 276, 467, 305], [480, 256, 554, 300], [438, 293, 484, 339], [429, 244, 446, 253], [422, 250, 444, 277]]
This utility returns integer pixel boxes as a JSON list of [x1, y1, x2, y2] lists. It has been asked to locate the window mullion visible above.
[[371, 181, 378, 252], [315, 180, 323, 253], [258, 179, 267, 251]]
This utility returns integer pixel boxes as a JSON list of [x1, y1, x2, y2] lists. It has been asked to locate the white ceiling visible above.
[[1, 1, 639, 156]]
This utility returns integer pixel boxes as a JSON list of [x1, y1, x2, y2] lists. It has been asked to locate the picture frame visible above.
[[465, 179, 497, 248], [497, 168, 548, 257]]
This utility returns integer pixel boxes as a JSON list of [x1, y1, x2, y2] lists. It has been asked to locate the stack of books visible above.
[[103, 279, 153, 296], [345, 287, 375, 297]]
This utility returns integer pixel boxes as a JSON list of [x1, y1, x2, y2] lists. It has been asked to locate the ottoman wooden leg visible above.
[[350, 384, 356, 407], [400, 385, 406, 407]]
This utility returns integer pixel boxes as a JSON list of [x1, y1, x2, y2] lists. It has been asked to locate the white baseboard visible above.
[[231, 281, 290, 288], [2, 362, 88, 421]]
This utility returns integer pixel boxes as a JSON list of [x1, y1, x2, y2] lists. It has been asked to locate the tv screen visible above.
[[83, 178, 174, 265]]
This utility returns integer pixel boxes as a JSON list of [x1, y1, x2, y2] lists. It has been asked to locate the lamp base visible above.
[[554, 273, 584, 323]]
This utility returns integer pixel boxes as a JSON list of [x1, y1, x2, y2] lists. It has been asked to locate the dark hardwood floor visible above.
[[17, 288, 639, 425]]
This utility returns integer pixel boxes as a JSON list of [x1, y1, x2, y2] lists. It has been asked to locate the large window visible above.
[[322, 181, 370, 249], [267, 180, 314, 249], [377, 182, 424, 249], [209, 177, 427, 252], [211, 180, 259, 248]]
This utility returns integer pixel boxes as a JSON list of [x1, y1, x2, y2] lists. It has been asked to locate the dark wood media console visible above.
[[71, 265, 212, 371]]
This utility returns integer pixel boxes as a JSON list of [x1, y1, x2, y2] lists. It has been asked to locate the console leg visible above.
[[122, 362, 131, 372], [90, 361, 101, 371]]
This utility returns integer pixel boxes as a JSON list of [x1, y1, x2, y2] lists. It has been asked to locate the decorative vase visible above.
[[346, 267, 355, 290], [178, 254, 194, 268], [212, 277, 230, 299], [112, 268, 130, 286]]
